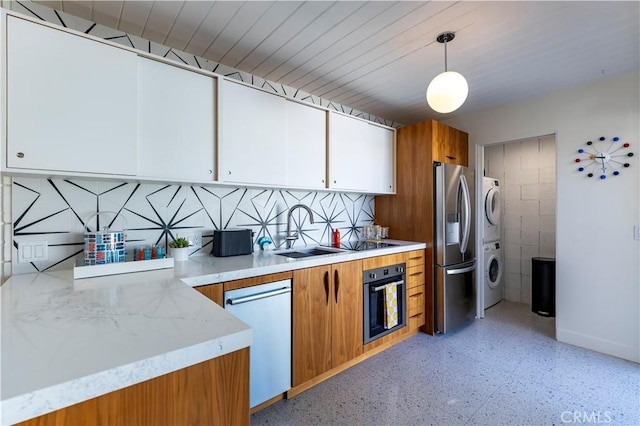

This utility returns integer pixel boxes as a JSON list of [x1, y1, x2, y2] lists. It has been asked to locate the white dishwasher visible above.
[[224, 279, 292, 408]]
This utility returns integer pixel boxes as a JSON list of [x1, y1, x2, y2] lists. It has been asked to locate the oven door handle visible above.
[[371, 280, 405, 293]]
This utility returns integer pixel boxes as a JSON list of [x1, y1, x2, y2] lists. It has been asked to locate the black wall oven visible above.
[[363, 263, 406, 344]]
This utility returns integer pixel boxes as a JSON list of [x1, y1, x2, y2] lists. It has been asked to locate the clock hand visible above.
[[595, 155, 606, 173]]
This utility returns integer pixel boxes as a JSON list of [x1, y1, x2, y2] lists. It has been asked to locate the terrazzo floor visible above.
[[251, 301, 640, 426]]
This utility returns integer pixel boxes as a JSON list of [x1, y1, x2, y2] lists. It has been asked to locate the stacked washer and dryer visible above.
[[483, 177, 504, 309]]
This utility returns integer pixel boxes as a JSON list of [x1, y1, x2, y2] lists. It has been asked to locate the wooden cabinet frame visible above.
[[18, 348, 250, 426], [292, 260, 363, 386], [376, 120, 468, 334]]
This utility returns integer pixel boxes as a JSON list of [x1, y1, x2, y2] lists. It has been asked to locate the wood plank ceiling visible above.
[[32, 1, 640, 125]]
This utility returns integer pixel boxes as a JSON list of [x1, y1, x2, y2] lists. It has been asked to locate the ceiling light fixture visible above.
[[426, 32, 469, 114]]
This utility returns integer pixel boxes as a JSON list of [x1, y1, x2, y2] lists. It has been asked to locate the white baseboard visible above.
[[556, 327, 639, 363]]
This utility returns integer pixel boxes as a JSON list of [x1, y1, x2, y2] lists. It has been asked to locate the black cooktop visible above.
[[322, 240, 397, 252]]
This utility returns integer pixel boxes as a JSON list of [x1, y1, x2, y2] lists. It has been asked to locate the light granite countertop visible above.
[[0, 239, 426, 425], [179, 239, 427, 286]]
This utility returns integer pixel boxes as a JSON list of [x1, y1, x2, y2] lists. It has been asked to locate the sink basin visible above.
[[276, 247, 343, 259]]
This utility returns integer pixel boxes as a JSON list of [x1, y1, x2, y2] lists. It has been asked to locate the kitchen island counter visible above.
[[0, 269, 252, 425]]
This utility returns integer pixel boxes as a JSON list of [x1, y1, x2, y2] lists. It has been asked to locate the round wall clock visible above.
[[574, 136, 633, 179]]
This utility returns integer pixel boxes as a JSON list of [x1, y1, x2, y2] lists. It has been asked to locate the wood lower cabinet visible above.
[[362, 250, 426, 336], [196, 283, 224, 306], [331, 261, 364, 367], [292, 260, 363, 386], [18, 348, 250, 426], [406, 249, 426, 331]]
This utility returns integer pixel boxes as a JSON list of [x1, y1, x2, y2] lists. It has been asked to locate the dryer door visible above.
[[485, 187, 501, 226]]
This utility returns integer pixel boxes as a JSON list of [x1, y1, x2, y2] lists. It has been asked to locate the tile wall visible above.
[[484, 135, 556, 304], [8, 177, 374, 276]]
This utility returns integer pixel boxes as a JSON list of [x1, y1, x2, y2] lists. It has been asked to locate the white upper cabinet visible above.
[[218, 79, 287, 186], [329, 112, 395, 194], [218, 80, 327, 189], [3, 13, 394, 194], [5, 16, 137, 175], [137, 57, 216, 181], [284, 100, 327, 189]]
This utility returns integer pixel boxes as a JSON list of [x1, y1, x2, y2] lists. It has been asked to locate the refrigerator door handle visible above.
[[459, 173, 471, 254], [446, 262, 476, 275]]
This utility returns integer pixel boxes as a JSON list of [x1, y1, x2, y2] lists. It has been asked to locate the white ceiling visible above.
[[33, 1, 640, 125]]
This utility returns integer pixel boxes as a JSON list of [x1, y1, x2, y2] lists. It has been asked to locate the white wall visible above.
[[445, 71, 640, 363]]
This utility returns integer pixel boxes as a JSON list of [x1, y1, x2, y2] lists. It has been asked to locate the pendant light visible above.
[[426, 32, 468, 114]]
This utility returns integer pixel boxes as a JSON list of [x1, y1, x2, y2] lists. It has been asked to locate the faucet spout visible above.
[[285, 204, 315, 249]]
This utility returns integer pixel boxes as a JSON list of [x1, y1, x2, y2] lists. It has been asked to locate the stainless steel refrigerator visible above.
[[434, 162, 476, 333]]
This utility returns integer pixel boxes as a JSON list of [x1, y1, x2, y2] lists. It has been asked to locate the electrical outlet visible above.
[[187, 232, 202, 250], [635, 225, 640, 241], [18, 241, 48, 262]]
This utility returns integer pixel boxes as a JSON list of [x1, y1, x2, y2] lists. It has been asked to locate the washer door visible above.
[[485, 254, 503, 289], [485, 187, 501, 226]]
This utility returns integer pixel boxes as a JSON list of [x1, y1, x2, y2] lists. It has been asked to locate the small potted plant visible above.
[[168, 237, 191, 262]]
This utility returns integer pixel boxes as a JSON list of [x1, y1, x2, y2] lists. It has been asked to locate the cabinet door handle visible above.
[[324, 271, 329, 305], [334, 269, 339, 304]]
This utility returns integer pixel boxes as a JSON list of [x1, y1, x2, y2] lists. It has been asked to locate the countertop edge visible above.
[[1, 327, 252, 425]]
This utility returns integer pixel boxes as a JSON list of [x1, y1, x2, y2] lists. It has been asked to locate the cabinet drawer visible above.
[[362, 253, 407, 270], [406, 250, 425, 268], [407, 285, 425, 312], [406, 265, 425, 288], [408, 311, 425, 329]]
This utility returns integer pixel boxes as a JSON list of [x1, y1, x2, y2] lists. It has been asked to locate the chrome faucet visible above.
[[285, 204, 315, 249]]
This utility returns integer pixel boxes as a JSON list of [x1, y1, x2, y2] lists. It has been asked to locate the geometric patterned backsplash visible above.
[[10, 177, 374, 275]]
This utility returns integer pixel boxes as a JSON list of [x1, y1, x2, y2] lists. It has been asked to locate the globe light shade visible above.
[[426, 71, 469, 113]]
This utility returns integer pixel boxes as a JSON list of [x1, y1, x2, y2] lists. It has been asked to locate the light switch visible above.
[[33, 241, 47, 260], [21, 245, 33, 260], [18, 241, 48, 262]]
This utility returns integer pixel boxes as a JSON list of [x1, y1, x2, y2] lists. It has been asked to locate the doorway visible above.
[[482, 135, 557, 308]]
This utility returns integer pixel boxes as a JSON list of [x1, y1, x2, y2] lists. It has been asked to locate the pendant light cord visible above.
[[443, 37, 448, 72]]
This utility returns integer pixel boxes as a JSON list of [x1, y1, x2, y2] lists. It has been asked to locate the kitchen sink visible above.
[[275, 247, 343, 259]]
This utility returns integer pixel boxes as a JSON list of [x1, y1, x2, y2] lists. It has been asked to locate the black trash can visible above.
[[531, 257, 556, 317]]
